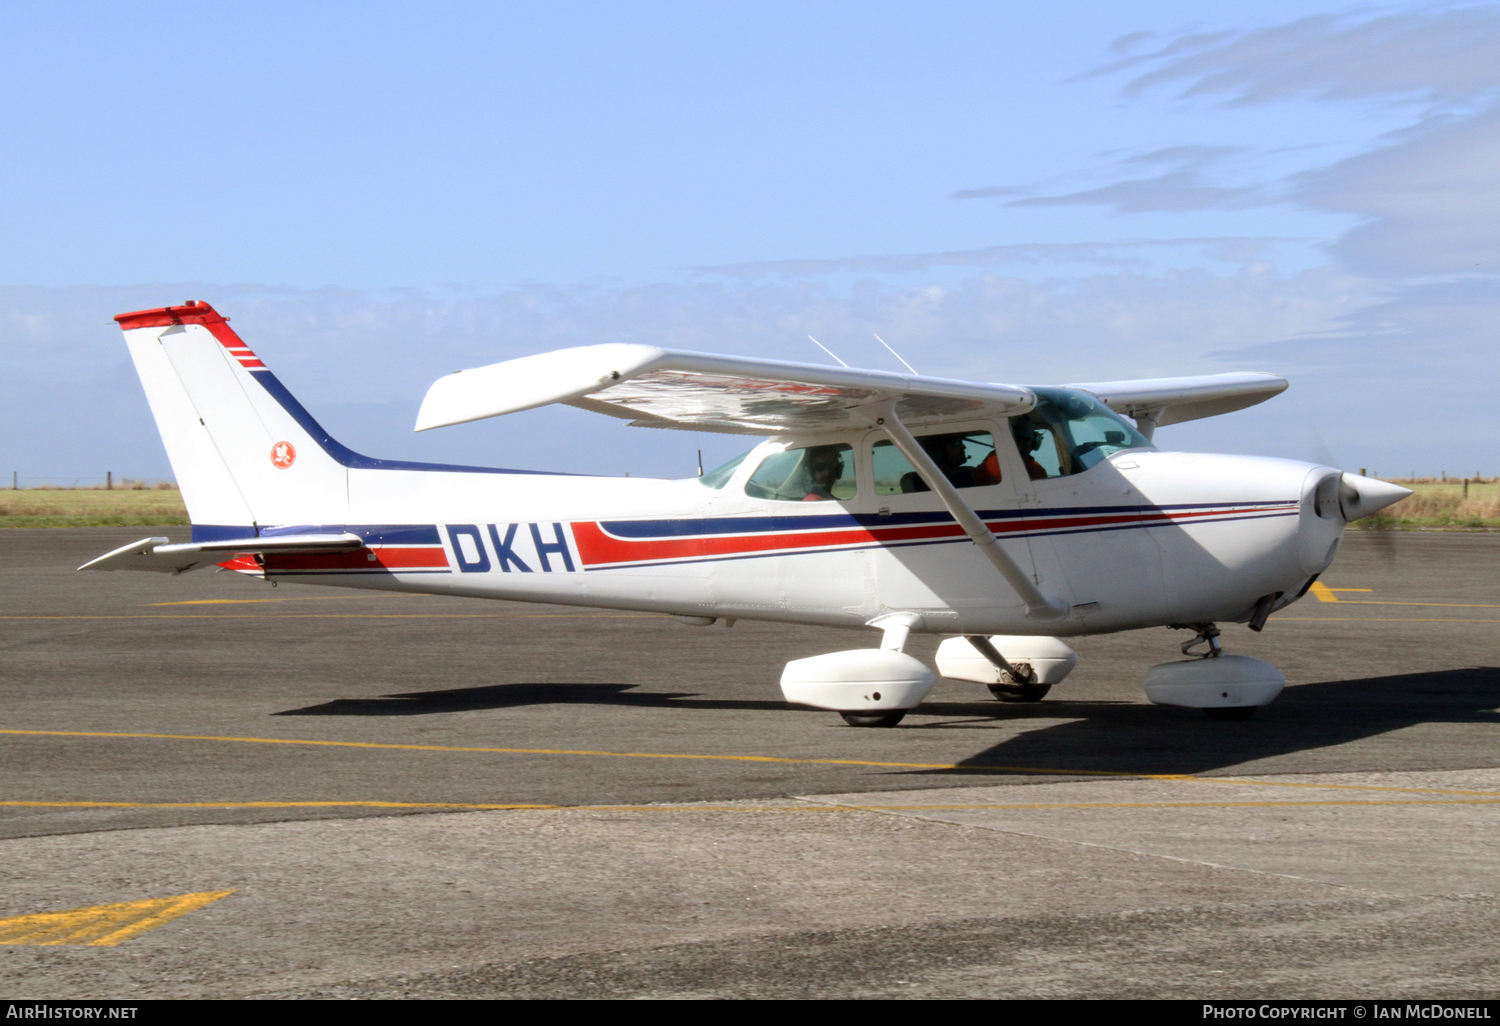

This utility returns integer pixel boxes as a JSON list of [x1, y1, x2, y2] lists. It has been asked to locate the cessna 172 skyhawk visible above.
[[83, 301, 1410, 725]]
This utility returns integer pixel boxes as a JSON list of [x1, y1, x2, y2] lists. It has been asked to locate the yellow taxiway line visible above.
[[0, 613, 654, 620], [1308, 581, 1500, 608], [6, 728, 1500, 799], [1275, 617, 1500, 623], [0, 890, 235, 947], [3, 797, 1500, 812], [0, 728, 1128, 776], [144, 594, 425, 606]]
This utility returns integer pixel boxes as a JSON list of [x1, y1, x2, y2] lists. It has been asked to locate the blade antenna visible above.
[[874, 334, 919, 376], [807, 335, 849, 368]]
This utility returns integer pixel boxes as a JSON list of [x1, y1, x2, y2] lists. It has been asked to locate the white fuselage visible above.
[[256, 434, 1341, 639]]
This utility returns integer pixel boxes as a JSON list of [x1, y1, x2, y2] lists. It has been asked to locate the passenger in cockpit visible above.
[[901, 434, 985, 493]]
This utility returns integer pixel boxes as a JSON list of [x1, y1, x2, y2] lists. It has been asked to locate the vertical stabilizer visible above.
[[116, 302, 349, 532]]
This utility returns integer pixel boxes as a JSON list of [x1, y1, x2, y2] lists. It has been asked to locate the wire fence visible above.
[[5, 473, 178, 490]]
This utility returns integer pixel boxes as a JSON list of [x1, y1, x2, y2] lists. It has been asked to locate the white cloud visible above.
[[1005, 171, 1259, 213], [1292, 103, 1500, 276], [956, 141, 1273, 215], [696, 237, 1291, 277], [1106, 7, 1500, 107]]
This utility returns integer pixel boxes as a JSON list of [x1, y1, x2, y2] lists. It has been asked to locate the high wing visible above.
[[414, 343, 1287, 437], [79, 533, 364, 575], [414, 345, 1035, 435], [1067, 372, 1287, 428]]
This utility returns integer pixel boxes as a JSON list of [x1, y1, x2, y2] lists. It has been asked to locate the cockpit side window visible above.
[[1009, 414, 1066, 479], [744, 443, 857, 502], [1009, 388, 1153, 479]]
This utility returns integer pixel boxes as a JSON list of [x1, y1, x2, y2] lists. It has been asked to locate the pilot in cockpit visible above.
[[1010, 417, 1050, 480], [800, 446, 845, 501]]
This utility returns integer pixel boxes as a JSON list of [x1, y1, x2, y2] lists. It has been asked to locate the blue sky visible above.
[[2, 1, 1495, 482]]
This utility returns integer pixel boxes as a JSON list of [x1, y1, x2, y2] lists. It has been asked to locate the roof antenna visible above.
[[874, 334, 919, 375], [807, 335, 849, 368]]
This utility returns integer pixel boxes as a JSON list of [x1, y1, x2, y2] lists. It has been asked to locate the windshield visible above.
[[1012, 387, 1153, 478], [698, 449, 752, 488]]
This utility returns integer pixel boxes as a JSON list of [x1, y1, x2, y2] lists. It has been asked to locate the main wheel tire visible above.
[[987, 682, 1052, 703], [840, 710, 907, 728], [1204, 706, 1257, 721]]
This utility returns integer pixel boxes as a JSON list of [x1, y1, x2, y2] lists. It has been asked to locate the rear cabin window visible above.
[[872, 431, 999, 494], [744, 444, 856, 502]]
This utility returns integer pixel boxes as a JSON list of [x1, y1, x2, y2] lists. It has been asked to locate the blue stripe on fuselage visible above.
[[596, 500, 1297, 538], [191, 524, 443, 545]]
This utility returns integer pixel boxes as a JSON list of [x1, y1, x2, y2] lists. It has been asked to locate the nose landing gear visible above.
[[1146, 622, 1285, 720], [1179, 622, 1223, 659]]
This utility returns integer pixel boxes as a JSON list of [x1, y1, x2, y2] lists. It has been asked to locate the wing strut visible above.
[[875, 402, 1068, 622]]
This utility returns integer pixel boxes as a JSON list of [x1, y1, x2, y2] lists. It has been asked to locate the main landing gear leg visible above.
[[966, 635, 1052, 703], [779, 613, 935, 729], [841, 614, 921, 727]]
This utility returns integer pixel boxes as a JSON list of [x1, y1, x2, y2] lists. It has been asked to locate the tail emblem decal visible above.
[[270, 441, 297, 469]]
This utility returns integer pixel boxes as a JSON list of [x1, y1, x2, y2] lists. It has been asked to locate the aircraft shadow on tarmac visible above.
[[274, 667, 1500, 777], [928, 665, 1500, 777], [274, 682, 794, 716]]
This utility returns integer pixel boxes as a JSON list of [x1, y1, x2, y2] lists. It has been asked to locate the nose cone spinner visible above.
[[1339, 473, 1412, 521]]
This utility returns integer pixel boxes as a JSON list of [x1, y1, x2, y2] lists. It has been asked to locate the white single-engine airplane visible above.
[[83, 301, 1411, 725]]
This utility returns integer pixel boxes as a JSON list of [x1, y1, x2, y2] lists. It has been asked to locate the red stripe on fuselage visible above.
[[570, 519, 940, 565], [571, 504, 1293, 568]]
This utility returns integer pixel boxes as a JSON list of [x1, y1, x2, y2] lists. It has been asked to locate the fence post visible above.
[[106, 471, 112, 490]]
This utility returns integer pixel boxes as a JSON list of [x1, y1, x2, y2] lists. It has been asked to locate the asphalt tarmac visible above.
[[1, 527, 1497, 998]]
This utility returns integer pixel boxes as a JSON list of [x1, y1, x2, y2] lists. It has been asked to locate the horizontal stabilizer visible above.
[[78, 533, 364, 575], [1067, 372, 1287, 427], [415, 345, 1035, 435]]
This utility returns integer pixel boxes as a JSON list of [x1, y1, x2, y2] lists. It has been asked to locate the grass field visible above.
[[1353, 478, 1500, 531], [0, 479, 1494, 530], [0, 486, 189, 529]]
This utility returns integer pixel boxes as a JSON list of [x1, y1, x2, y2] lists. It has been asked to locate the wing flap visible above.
[[79, 533, 365, 574], [416, 345, 1034, 434]]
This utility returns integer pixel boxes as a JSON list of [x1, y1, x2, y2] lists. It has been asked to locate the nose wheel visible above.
[[840, 710, 907, 728]]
